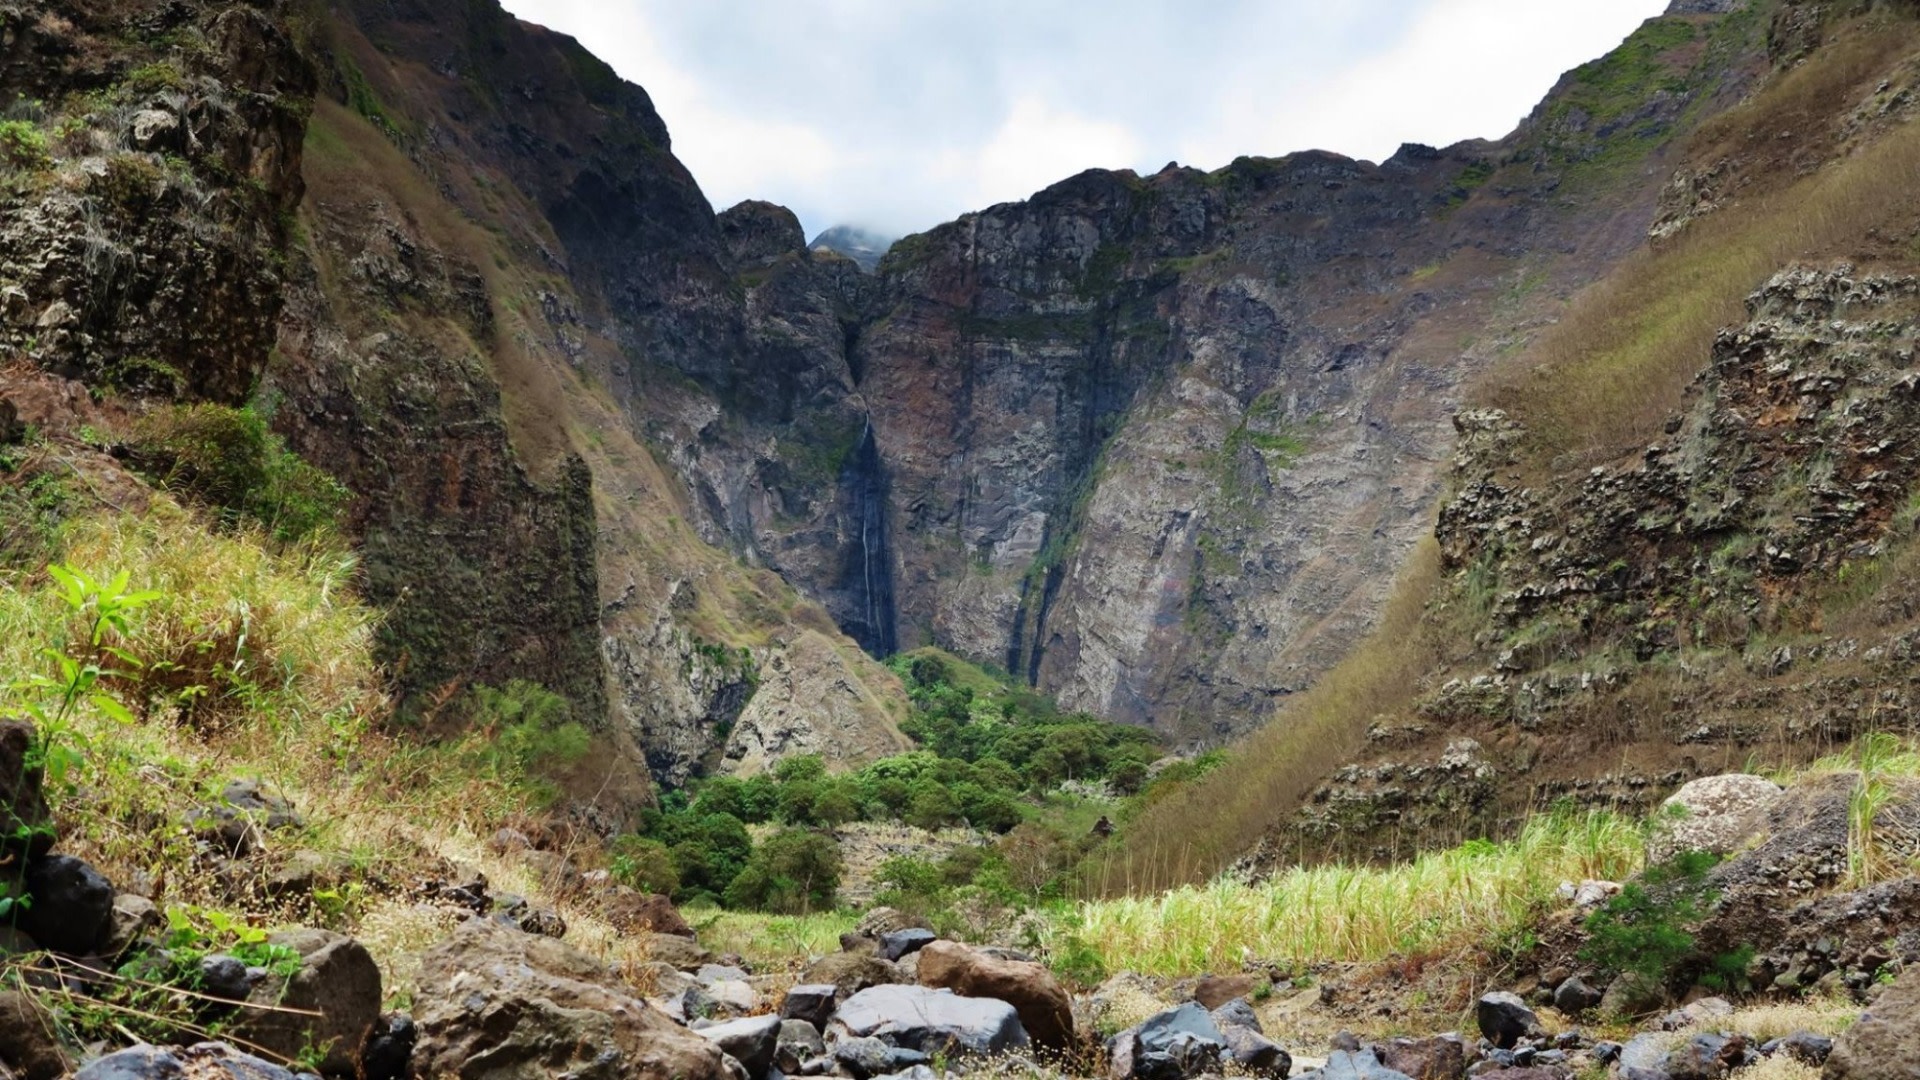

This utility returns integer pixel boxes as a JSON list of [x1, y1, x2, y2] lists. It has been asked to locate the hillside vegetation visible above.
[[1100, 2, 1920, 893]]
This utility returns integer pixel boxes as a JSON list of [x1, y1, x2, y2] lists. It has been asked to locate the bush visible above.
[[0, 120, 50, 171], [1579, 850, 1723, 997], [610, 836, 680, 896], [473, 680, 588, 770], [127, 405, 347, 542], [723, 828, 841, 913]]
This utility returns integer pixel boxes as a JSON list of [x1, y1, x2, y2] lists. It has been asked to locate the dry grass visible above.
[[1062, 808, 1643, 976], [0, 499, 696, 1004], [1093, 539, 1446, 894], [1486, 22, 1920, 478]]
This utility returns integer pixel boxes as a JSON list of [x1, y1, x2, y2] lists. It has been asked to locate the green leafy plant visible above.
[[125, 405, 347, 542], [8, 564, 159, 792], [0, 119, 49, 171]]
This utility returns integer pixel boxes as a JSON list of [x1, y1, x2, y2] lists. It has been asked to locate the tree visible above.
[[724, 828, 842, 914], [609, 836, 679, 895], [906, 782, 958, 830]]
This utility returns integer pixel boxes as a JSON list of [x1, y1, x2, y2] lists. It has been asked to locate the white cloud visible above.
[[496, 0, 1672, 238], [970, 98, 1146, 209]]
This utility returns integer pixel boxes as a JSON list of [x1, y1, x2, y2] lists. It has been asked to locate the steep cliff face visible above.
[[748, 4, 1770, 741], [280, 0, 913, 788], [0, 0, 913, 801]]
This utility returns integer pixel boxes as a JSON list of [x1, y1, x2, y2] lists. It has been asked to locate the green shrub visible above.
[[723, 827, 841, 914], [0, 120, 49, 171], [127, 404, 347, 542], [473, 679, 589, 773], [610, 835, 680, 896], [1579, 850, 1722, 997]]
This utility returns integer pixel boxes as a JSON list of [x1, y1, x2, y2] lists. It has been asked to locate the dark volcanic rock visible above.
[[0, 721, 52, 859], [720, 201, 808, 266], [19, 855, 113, 956]]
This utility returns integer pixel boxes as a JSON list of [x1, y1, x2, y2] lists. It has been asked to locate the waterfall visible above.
[[846, 416, 897, 656]]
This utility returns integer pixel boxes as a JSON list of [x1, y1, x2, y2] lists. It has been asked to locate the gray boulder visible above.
[[1378, 1035, 1466, 1080], [1210, 997, 1262, 1033], [777, 1020, 825, 1073], [1475, 992, 1542, 1050], [74, 1043, 294, 1080], [783, 983, 839, 1029], [1223, 1024, 1292, 1078], [231, 929, 382, 1076], [699, 1015, 783, 1080], [1778, 1031, 1832, 1067], [832, 984, 1029, 1059], [1303, 1049, 1418, 1080], [1108, 1002, 1227, 1080], [879, 928, 936, 962], [1552, 976, 1604, 1014]]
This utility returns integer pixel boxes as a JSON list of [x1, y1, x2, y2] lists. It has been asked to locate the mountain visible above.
[[809, 224, 897, 272], [5, 0, 1913, 815]]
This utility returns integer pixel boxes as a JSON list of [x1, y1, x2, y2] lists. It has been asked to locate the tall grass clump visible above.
[[1063, 807, 1643, 976], [1806, 732, 1920, 886]]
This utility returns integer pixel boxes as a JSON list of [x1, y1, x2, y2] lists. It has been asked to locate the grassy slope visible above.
[[1101, 9, 1920, 893]]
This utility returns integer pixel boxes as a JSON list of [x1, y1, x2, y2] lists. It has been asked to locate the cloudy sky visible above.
[[496, 0, 1671, 240]]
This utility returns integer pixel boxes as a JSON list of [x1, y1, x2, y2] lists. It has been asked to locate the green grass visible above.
[[1059, 808, 1643, 975], [691, 909, 858, 969]]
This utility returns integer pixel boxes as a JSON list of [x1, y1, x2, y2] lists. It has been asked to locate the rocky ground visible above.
[[5, 716, 1917, 1080]]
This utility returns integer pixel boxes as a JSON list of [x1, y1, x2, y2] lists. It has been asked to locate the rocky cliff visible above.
[[656, 2, 1776, 742], [0, 0, 911, 804]]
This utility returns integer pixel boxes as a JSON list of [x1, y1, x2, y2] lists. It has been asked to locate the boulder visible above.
[[777, 1019, 825, 1073], [855, 907, 920, 938], [73, 1042, 294, 1080], [1552, 976, 1604, 1015], [606, 888, 697, 938], [831, 984, 1029, 1059], [1223, 1025, 1292, 1078], [832, 1036, 897, 1079], [1779, 1031, 1832, 1067], [782, 983, 839, 1029], [1108, 1002, 1227, 1080], [0, 990, 70, 1080], [1194, 974, 1260, 1010], [1600, 973, 1667, 1018], [200, 954, 254, 1001], [1475, 992, 1542, 1049], [1665, 1033, 1750, 1080], [103, 893, 164, 958], [640, 931, 714, 970], [412, 919, 732, 1080], [800, 952, 904, 999], [1824, 965, 1920, 1080], [880, 928, 935, 962], [1303, 1048, 1416, 1080], [231, 929, 382, 1076], [1210, 997, 1262, 1033], [706, 978, 763, 1015], [916, 939, 1074, 1050], [361, 1014, 416, 1080], [698, 1015, 783, 1080], [18, 854, 113, 955], [1378, 1035, 1467, 1080], [0, 721, 53, 859], [1618, 1033, 1674, 1080], [1649, 774, 1783, 862]]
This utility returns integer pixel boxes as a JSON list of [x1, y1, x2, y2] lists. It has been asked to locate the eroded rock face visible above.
[[411, 919, 733, 1080]]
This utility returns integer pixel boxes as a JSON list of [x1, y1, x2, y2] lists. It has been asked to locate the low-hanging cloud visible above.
[[496, 0, 1669, 240]]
